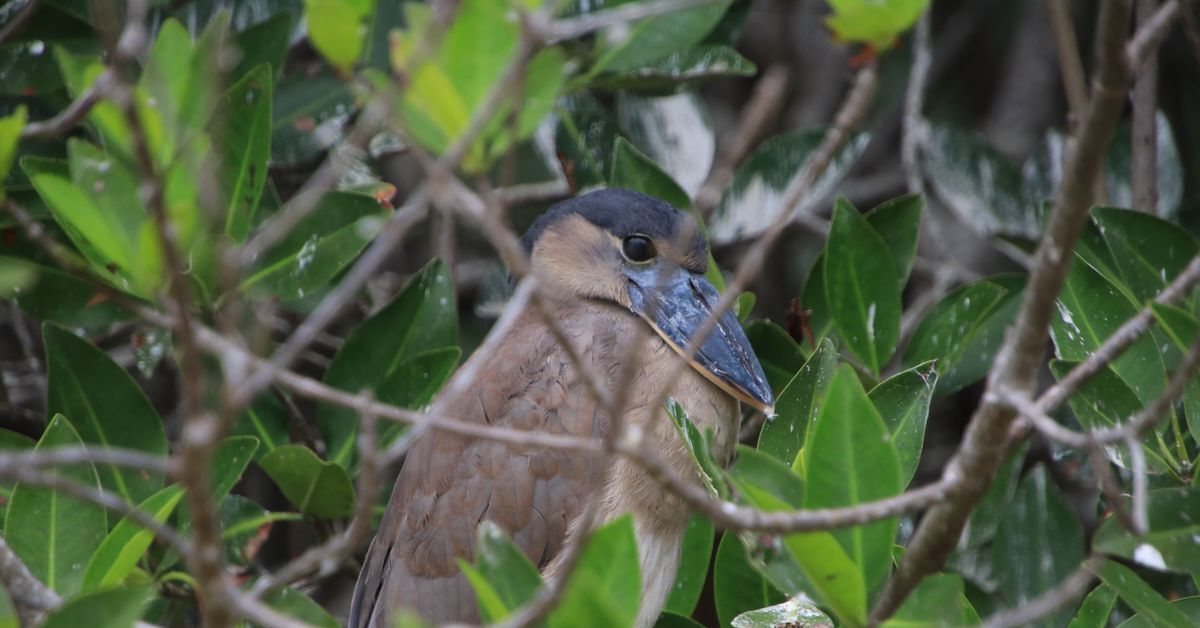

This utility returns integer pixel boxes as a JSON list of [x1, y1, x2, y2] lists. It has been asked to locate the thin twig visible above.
[[22, 71, 110, 141], [1132, 0, 1161, 214], [0, 534, 59, 625], [0, 0, 43, 46], [1048, 0, 1089, 127], [547, 0, 727, 42]]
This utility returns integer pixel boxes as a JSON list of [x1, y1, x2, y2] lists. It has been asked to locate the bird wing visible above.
[[349, 325, 606, 627]]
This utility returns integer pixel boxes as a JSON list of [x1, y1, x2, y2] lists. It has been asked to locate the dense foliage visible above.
[[0, 0, 1197, 627]]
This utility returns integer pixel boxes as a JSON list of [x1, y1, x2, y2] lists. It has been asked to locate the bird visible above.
[[349, 188, 773, 627]]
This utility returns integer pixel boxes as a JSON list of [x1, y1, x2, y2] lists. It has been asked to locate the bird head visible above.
[[521, 188, 774, 413]]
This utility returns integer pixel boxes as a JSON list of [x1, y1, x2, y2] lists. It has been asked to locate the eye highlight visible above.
[[621, 235, 657, 263]]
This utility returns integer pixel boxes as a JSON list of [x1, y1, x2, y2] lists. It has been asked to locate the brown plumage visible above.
[[350, 189, 772, 627]]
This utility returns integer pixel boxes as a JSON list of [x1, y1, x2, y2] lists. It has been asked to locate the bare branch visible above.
[[901, 9, 932, 196], [1048, 0, 1089, 126], [22, 71, 110, 141], [0, 534, 59, 625], [547, 0, 728, 42]]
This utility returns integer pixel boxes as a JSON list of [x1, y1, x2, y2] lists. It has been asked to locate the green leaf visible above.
[[712, 129, 870, 244], [259, 445, 356, 519], [461, 522, 543, 622], [664, 514, 714, 615], [779, 531, 868, 626], [592, 1, 731, 74], [1052, 261, 1168, 407], [731, 595, 833, 628], [666, 398, 729, 499], [1117, 597, 1200, 627], [1104, 112, 1184, 219], [261, 586, 340, 627], [864, 193, 923, 289], [655, 612, 706, 628], [0, 107, 26, 201], [218, 494, 302, 566], [590, 45, 756, 91], [318, 259, 458, 468], [231, 13, 294, 82], [231, 395, 290, 460], [270, 68, 355, 166], [218, 63, 273, 241], [1092, 559, 1190, 628], [757, 338, 837, 469], [615, 91, 714, 199], [804, 365, 902, 596], [884, 573, 966, 627], [713, 533, 785, 628], [727, 445, 805, 509], [304, 0, 373, 72], [0, 256, 130, 330], [824, 0, 929, 49], [1048, 361, 1170, 473], [824, 198, 902, 375], [554, 92, 621, 189], [920, 123, 1038, 238], [5, 415, 107, 596], [0, 585, 15, 628], [801, 254, 834, 342], [610, 136, 692, 211], [211, 435, 260, 500], [744, 320, 808, 392], [547, 515, 641, 628], [1068, 584, 1116, 628], [83, 485, 185, 590], [42, 585, 153, 628], [902, 279, 1010, 392], [0, 429, 34, 533], [376, 347, 462, 445], [1091, 207, 1200, 305], [1094, 487, 1200, 574], [1153, 303, 1200, 443], [991, 466, 1085, 627], [869, 361, 937, 488], [241, 191, 389, 299], [44, 323, 167, 504]]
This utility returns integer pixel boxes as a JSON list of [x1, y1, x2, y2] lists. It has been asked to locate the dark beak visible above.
[[626, 266, 774, 413]]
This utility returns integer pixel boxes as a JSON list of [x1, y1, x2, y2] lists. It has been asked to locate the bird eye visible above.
[[621, 235, 657, 263]]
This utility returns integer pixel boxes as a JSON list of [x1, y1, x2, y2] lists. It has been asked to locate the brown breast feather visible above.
[[349, 308, 611, 627]]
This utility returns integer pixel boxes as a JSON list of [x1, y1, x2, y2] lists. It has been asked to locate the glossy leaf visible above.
[[211, 436, 260, 500], [869, 361, 937, 488], [0, 256, 130, 329], [1048, 361, 1170, 473], [1117, 597, 1200, 627], [1094, 487, 1200, 574], [44, 323, 167, 504], [1152, 303, 1200, 442], [712, 129, 869, 244], [655, 612, 706, 628], [554, 92, 621, 190], [461, 522, 543, 622], [259, 445, 356, 519], [1104, 112, 1184, 219], [1091, 207, 1199, 305], [864, 193, 923, 289], [727, 445, 805, 508], [615, 92, 714, 198], [713, 533, 785, 628], [804, 365, 902, 597], [610, 137, 693, 211], [375, 347, 462, 447], [593, 45, 756, 91], [991, 466, 1085, 627], [5, 415, 106, 596], [884, 573, 967, 627], [958, 442, 1026, 548], [1092, 559, 1190, 628], [902, 279, 1009, 391], [920, 122, 1038, 238], [592, 1, 731, 74], [231, 394, 290, 460], [664, 515, 714, 615], [757, 338, 837, 469], [824, 198, 901, 376], [218, 63, 273, 241], [666, 399, 729, 499], [1052, 260, 1167, 407], [241, 191, 389, 299], [270, 68, 355, 166], [547, 515, 641, 628], [83, 485, 185, 590], [261, 586, 340, 627], [779, 531, 867, 625], [42, 586, 153, 628], [744, 320, 809, 392], [731, 595, 832, 628], [304, 0, 373, 72], [1069, 584, 1116, 628], [318, 259, 458, 468], [218, 494, 302, 566], [0, 107, 26, 201]]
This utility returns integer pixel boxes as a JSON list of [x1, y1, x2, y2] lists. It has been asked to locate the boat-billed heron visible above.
[[349, 188, 773, 627]]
